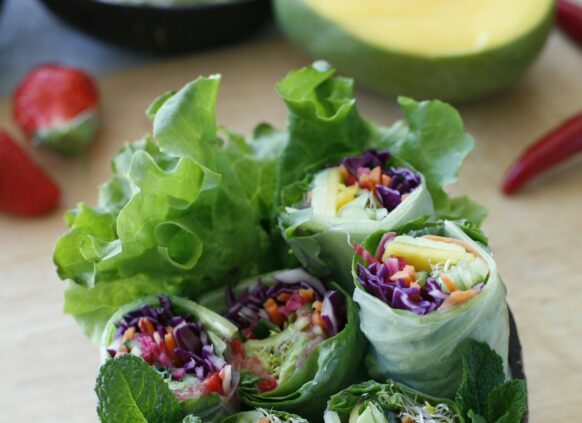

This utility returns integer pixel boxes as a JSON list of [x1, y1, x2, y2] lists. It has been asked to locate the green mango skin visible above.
[[274, 0, 554, 103]]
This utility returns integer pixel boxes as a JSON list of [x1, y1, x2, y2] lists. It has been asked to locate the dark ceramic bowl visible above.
[[508, 308, 528, 422], [38, 0, 271, 53]]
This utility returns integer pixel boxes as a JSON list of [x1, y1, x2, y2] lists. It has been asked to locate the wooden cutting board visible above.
[[1, 32, 581, 422]]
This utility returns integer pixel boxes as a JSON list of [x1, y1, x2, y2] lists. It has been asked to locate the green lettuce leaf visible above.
[[376, 97, 487, 225], [54, 76, 276, 342], [96, 354, 184, 423], [63, 275, 181, 344], [275, 63, 373, 207]]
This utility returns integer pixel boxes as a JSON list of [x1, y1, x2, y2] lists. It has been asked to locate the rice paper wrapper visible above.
[[100, 295, 240, 421], [198, 271, 366, 421], [353, 221, 509, 398], [280, 176, 434, 292]]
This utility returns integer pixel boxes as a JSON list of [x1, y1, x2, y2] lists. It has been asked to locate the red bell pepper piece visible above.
[[502, 113, 582, 194], [556, 0, 582, 47]]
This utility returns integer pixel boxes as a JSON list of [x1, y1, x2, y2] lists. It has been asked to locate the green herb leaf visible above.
[[468, 410, 488, 423], [486, 380, 527, 423], [456, 341, 505, 415], [63, 275, 181, 343], [95, 355, 183, 423]]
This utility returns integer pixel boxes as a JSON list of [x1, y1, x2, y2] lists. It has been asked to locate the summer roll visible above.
[[324, 380, 464, 423], [99, 295, 240, 421], [352, 220, 509, 397], [223, 409, 309, 423], [280, 149, 433, 292], [200, 268, 365, 419]]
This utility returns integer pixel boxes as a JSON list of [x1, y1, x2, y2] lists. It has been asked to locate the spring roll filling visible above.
[[107, 295, 234, 400], [224, 269, 346, 393], [355, 233, 490, 315], [298, 150, 421, 220]]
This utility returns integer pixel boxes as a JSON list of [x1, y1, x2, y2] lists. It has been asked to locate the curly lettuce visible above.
[[54, 76, 275, 343]]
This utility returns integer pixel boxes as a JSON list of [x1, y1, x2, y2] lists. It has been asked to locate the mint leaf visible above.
[[486, 380, 527, 423], [468, 410, 487, 423], [456, 340, 505, 415], [96, 355, 183, 423]]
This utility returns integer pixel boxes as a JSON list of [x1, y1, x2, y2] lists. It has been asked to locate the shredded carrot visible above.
[[402, 417, 414, 423], [299, 288, 314, 301], [164, 332, 179, 363], [276, 292, 292, 302], [312, 310, 325, 329], [370, 166, 382, 186], [359, 173, 371, 190], [166, 326, 173, 335], [339, 164, 349, 182], [312, 300, 322, 312], [441, 288, 480, 309], [258, 418, 270, 423], [138, 317, 155, 336], [263, 298, 285, 326], [381, 174, 391, 186], [390, 264, 416, 287], [440, 274, 457, 292], [264, 298, 277, 309], [122, 327, 135, 342], [422, 235, 483, 258]]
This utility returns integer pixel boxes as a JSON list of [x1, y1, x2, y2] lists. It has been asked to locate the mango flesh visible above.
[[303, 0, 553, 57], [383, 235, 475, 272], [311, 167, 341, 218], [274, 0, 553, 102]]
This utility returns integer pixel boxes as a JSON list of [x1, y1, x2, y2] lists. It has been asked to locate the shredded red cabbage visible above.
[[340, 150, 421, 211], [224, 269, 346, 336], [341, 149, 391, 174], [110, 296, 226, 381], [356, 260, 448, 316]]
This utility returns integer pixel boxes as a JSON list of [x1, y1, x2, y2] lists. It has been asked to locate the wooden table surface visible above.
[[1, 32, 581, 422]]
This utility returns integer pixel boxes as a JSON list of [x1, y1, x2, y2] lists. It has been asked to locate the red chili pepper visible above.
[[502, 113, 582, 195], [556, 0, 582, 47]]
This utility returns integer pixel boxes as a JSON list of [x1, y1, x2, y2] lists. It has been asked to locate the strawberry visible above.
[[12, 64, 99, 156], [0, 130, 60, 217]]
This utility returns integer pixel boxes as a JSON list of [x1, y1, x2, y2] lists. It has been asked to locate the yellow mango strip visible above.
[[422, 235, 483, 258]]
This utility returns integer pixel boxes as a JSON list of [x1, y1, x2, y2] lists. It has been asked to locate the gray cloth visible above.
[[0, 0, 154, 95]]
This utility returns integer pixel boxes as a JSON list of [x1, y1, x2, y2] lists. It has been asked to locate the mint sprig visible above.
[[95, 354, 183, 423], [457, 340, 527, 423]]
